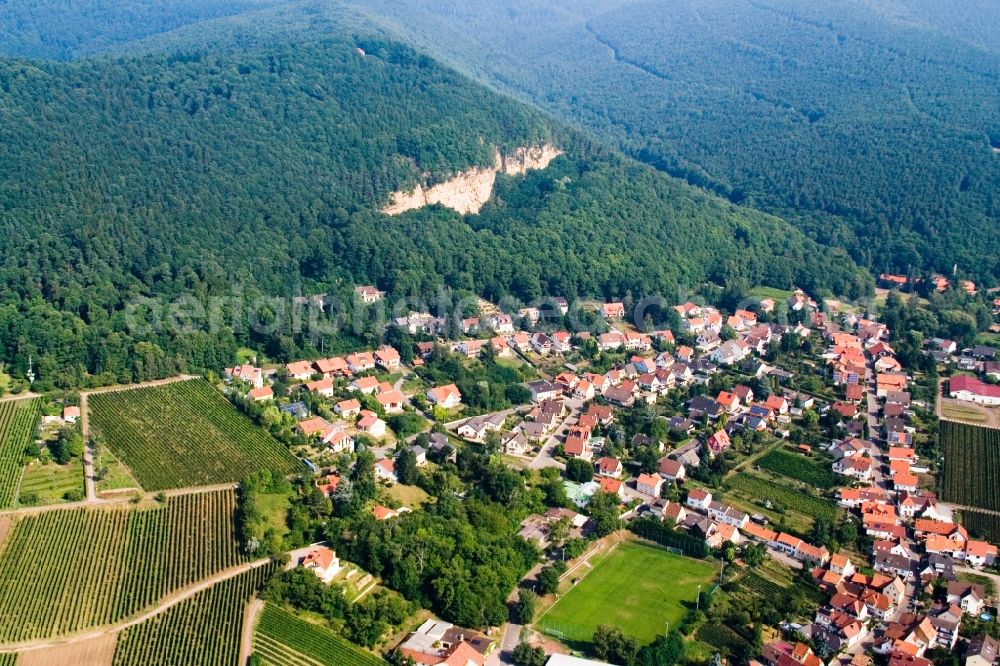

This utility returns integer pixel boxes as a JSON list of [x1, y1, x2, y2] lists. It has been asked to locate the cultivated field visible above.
[[756, 449, 836, 489], [961, 509, 1000, 545], [0, 490, 246, 641], [941, 402, 989, 424], [253, 603, 388, 666], [725, 473, 837, 523], [940, 421, 1000, 511], [113, 564, 277, 666], [89, 379, 299, 491], [18, 458, 83, 505], [537, 541, 716, 645], [0, 399, 40, 507]]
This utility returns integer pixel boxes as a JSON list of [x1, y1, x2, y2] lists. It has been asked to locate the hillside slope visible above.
[[318, 0, 1000, 282], [0, 36, 867, 386]]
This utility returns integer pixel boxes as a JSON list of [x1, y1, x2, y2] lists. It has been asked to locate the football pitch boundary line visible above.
[[535, 540, 619, 625]]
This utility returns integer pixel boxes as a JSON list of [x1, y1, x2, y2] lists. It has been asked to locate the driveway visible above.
[[528, 399, 584, 471]]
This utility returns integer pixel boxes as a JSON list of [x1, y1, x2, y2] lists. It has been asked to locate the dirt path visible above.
[[17, 632, 117, 666], [0, 392, 40, 403], [0, 482, 237, 519], [238, 598, 264, 666], [0, 557, 272, 654], [79, 391, 97, 502], [0, 516, 10, 551]]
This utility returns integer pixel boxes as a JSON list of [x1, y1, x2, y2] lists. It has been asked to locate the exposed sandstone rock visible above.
[[382, 144, 562, 216]]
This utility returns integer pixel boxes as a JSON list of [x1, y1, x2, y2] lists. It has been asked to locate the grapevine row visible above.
[[0, 489, 246, 641], [0, 399, 41, 507], [940, 421, 1000, 511], [89, 379, 298, 491], [255, 604, 388, 666], [113, 563, 277, 666]]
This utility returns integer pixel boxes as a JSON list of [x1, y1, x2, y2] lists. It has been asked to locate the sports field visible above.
[[537, 540, 716, 645]]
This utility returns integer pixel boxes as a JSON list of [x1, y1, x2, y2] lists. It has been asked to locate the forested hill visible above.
[[0, 37, 867, 388], [314, 0, 1000, 283], [0, 0, 294, 60]]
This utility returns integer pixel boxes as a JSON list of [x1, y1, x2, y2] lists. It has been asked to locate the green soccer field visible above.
[[537, 540, 717, 646]]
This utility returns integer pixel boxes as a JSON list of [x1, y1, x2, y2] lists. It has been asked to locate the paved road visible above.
[[865, 382, 880, 442], [527, 399, 584, 471]]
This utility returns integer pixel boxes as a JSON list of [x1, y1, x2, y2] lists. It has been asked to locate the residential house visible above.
[[636, 473, 664, 497], [286, 361, 314, 381], [603, 302, 626, 319], [966, 636, 998, 666], [595, 457, 623, 478], [301, 546, 342, 583], [686, 488, 712, 511], [487, 314, 514, 334], [350, 376, 380, 395], [247, 386, 273, 402], [225, 364, 264, 389], [397, 618, 491, 666], [527, 380, 561, 402], [334, 398, 362, 418], [376, 390, 406, 414], [877, 373, 909, 397], [374, 458, 397, 484], [947, 581, 986, 616], [457, 413, 505, 442], [375, 346, 401, 370], [711, 340, 751, 365], [346, 352, 376, 373], [357, 410, 387, 438], [502, 431, 530, 456], [305, 378, 335, 398], [706, 429, 731, 457], [428, 384, 463, 409], [658, 458, 686, 482], [354, 285, 383, 303]]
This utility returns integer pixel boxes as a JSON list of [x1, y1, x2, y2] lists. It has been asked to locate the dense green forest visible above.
[[314, 0, 1000, 282], [0, 35, 864, 388], [2, 0, 998, 283], [0, 0, 292, 60]]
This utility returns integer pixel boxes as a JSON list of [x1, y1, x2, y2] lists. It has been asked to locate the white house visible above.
[[427, 384, 463, 409], [301, 546, 341, 583]]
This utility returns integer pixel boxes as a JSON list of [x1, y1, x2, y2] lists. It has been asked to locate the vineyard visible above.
[[725, 473, 837, 522], [89, 379, 299, 491], [961, 509, 1000, 545], [756, 449, 836, 489], [940, 421, 1000, 511], [734, 570, 821, 613], [113, 563, 277, 666], [0, 490, 246, 641], [696, 623, 752, 655], [0, 398, 40, 507], [253, 604, 388, 666]]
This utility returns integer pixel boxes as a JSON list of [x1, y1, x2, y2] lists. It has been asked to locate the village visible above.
[[222, 283, 1000, 666]]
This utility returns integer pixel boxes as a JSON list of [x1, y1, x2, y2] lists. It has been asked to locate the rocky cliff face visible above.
[[382, 144, 562, 216]]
